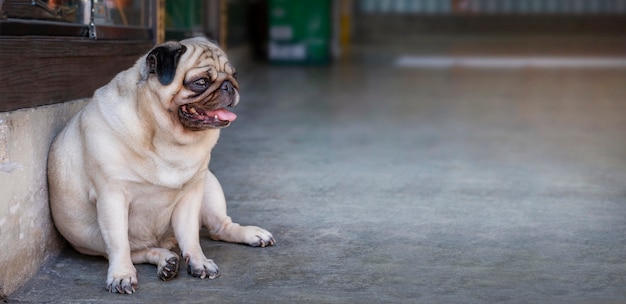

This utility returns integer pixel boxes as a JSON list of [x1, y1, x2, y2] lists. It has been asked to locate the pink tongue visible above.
[[206, 108, 237, 122]]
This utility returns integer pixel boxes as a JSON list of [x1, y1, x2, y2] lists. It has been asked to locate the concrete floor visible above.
[[9, 36, 626, 303]]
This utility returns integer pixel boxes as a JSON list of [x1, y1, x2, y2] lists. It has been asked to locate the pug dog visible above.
[[47, 37, 275, 294]]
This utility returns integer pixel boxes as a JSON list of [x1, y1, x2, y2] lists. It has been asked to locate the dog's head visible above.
[[143, 37, 239, 130]]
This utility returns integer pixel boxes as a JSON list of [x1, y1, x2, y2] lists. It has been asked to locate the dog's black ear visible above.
[[146, 42, 187, 85]]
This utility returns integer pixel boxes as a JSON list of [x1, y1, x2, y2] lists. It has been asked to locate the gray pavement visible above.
[[9, 37, 626, 303]]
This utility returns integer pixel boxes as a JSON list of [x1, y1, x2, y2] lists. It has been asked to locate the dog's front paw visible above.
[[106, 266, 138, 294], [242, 226, 276, 248], [185, 254, 219, 279]]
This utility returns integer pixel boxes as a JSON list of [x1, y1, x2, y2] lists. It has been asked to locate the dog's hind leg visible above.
[[131, 248, 180, 281], [200, 171, 276, 247]]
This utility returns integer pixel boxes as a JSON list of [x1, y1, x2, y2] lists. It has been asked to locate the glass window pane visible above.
[[1, 0, 154, 40], [92, 0, 151, 27]]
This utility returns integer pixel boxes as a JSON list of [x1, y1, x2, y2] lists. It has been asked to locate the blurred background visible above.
[[3, 0, 625, 62], [162, 0, 626, 64]]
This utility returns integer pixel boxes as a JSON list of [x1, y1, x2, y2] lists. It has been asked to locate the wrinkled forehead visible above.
[[181, 39, 235, 76]]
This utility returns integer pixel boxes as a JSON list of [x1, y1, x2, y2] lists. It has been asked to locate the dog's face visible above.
[[144, 37, 240, 130]]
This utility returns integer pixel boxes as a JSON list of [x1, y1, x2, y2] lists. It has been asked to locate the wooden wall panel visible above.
[[0, 38, 154, 112]]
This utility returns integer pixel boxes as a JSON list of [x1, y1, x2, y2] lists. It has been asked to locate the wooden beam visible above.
[[0, 38, 153, 112]]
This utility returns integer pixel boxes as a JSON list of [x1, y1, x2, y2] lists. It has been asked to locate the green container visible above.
[[268, 0, 332, 64]]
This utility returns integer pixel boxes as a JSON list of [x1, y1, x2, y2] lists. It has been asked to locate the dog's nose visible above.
[[220, 81, 234, 93]]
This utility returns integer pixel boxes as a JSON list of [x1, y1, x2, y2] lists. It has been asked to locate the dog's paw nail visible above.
[[186, 257, 219, 280], [252, 232, 275, 248], [107, 275, 138, 294], [158, 254, 180, 281], [124, 285, 135, 294]]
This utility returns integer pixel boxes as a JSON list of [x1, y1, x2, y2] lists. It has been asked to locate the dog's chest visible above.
[[139, 136, 216, 190], [150, 161, 203, 189], [132, 144, 211, 190]]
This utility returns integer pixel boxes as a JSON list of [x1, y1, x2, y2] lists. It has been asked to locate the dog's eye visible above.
[[188, 77, 210, 93], [194, 78, 208, 86], [232, 72, 238, 80]]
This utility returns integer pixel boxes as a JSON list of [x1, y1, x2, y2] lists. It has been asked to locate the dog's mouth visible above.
[[178, 103, 237, 130]]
